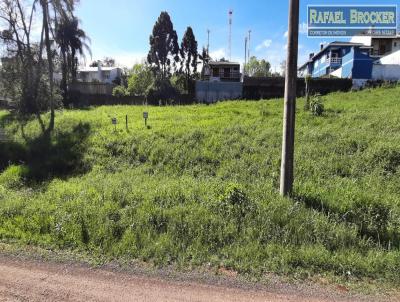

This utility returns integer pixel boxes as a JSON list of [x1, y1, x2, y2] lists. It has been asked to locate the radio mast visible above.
[[248, 30, 252, 62], [228, 9, 233, 61]]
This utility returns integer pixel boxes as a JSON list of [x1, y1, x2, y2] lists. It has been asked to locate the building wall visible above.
[[372, 64, 400, 80], [312, 55, 329, 77], [330, 48, 374, 80], [371, 38, 400, 56], [338, 48, 355, 78], [70, 82, 116, 95], [377, 50, 400, 64], [351, 49, 374, 79], [195, 81, 242, 103], [78, 68, 122, 84]]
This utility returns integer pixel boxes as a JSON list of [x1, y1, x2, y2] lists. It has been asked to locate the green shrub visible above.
[[0, 165, 28, 189], [309, 94, 325, 116], [112, 85, 127, 98]]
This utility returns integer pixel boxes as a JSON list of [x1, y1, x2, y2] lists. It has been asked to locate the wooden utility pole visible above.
[[280, 0, 300, 196]]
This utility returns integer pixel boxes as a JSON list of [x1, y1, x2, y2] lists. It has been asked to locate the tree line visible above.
[[114, 11, 210, 104], [117, 11, 279, 103]]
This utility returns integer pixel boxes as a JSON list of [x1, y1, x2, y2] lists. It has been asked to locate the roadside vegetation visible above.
[[1, 85, 400, 283]]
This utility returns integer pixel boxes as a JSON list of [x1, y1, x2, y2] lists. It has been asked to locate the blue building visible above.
[[298, 42, 375, 80]]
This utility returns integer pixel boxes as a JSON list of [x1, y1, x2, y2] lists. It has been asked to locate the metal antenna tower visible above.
[[244, 36, 248, 76], [228, 9, 233, 61], [248, 30, 252, 62]]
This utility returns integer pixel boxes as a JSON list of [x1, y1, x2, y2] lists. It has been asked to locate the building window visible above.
[[224, 68, 230, 78], [394, 42, 398, 47]]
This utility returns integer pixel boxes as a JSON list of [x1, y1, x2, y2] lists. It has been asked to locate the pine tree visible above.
[[147, 12, 180, 80], [180, 26, 198, 89]]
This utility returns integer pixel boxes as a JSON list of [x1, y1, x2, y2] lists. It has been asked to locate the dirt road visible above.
[[0, 256, 392, 302]]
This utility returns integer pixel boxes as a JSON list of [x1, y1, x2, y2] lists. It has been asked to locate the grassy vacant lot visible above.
[[0, 86, 400, 283]]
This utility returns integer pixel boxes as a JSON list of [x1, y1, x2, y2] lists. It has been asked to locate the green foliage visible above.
[[147, 12, 180, 79], [309, 94, 325, 116], [1, 86, 400, 282], [244, 56, 271, 77], [170, 73, 186, 94], [180, 27, 198, 80], [112, 86, 127, 98], [127, 64, 154, 96], [145, 79, 178, 105], [0, 165, 28, 189], [55, 16, 91, 100]]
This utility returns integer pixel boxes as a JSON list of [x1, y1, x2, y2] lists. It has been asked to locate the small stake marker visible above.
[[111, 117, 117, 131], [143, 112, 148, 127]]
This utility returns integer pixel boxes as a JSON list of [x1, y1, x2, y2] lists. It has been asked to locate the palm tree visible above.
[[38, 0, 77, 131], [55, 16, 91, 99]]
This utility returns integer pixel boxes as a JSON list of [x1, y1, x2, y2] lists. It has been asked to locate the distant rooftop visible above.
[[209, 61, 240, 66], [78, 66, 121, 72]]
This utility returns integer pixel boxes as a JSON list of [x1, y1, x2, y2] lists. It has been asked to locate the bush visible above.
[[112, 86, 127, 98], [145, 79, 179, 105], [0, 165, 28, 189], [127, 64, 154, 96], [309, 94, 324, 116]]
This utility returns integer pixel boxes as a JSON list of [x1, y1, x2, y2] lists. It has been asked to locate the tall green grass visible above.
[[1, 85, 400, 282]]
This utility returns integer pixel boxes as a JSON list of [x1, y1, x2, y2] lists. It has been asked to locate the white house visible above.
[[350, 35, 400, 57], [77, 65, 123, 84]]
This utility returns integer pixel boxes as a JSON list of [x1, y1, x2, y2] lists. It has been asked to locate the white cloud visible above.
[[209, 48, 226, 61], [81, 46, 147, 68], [113, 52, 147, 67], [255, 39, 272, 51], [283, 22, 308, 38]]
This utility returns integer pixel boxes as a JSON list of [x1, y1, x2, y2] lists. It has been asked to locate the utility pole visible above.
[[247, 30, 252, 62], [228, 10, 233, 61], [244, 36, 248, 76], [280, 0, 299, 196]]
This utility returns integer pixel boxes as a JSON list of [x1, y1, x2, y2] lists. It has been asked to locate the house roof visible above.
[[298, 41, 372, 70], [209, 61, 240, 67]]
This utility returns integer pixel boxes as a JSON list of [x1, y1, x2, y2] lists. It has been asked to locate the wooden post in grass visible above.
[[280, 0, 299, 196]]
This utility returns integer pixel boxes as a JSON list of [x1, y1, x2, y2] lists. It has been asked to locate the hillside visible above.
[[1, 86, 400, 283]]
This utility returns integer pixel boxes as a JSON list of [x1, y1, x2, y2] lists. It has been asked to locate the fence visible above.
[[243, 77, 353, 99], [195, 81, 243, 103], [69, 78, 353, 106], [69, 82, 116, 95]]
